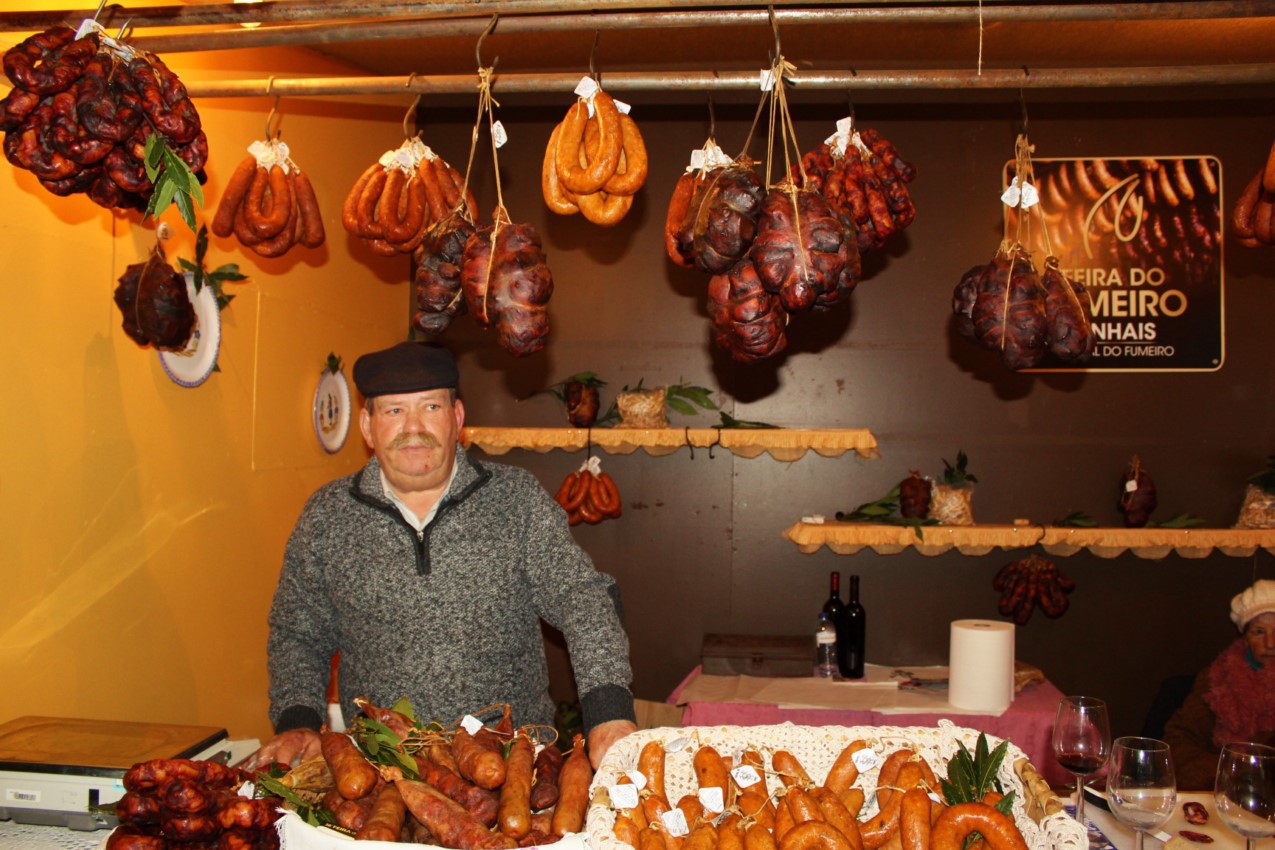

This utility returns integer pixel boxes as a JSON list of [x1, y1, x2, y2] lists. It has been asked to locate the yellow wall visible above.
[[0, 25, 412, 742]]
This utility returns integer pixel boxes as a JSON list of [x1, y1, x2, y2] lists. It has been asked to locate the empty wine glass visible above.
[[1107, 737, 1176, 850], [1214, 742, 1275, 850], [1052, 695, 1112, 824]]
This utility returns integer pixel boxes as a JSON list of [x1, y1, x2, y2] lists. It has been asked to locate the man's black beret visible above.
[[352, 342, 459, 398]]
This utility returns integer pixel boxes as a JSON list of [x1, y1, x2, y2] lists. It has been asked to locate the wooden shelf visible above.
[[783, 521, 1275, 559], [461, 427, 879, 462]]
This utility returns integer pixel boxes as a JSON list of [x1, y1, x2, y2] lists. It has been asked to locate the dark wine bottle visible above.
[[836, 574, 866, 679], [822, 571, 845, 621]]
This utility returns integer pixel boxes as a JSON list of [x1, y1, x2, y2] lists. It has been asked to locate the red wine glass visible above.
[[1052, 695, 1112, 824]]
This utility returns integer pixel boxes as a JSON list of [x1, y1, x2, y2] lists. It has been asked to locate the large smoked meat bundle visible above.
[[665, 134, 863, 363], [113, 244, 196, 350], [665, 157, 765, 275], [952, 242, 1096, 370], [460, 212, 553, 358], [1, 25, 207, 212]]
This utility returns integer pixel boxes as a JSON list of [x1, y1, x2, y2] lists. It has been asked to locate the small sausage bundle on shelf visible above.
[[554, 457, 622, 525], [211, 139, 324, 257], [342, 137, 477, 256], [543, 81, 648, 226], [795, 119, 918, 255], [1233, 140, 1275, 247], [1, 23, 208, 213]]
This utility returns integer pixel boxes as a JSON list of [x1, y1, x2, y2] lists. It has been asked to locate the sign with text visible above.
[[1004, 156, 1224, 372]]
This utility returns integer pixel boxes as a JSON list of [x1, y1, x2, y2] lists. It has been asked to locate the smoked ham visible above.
[[751, 186, 858, 312], [414, 211, 476, 336], [707, 259, 789, 362], [461, 220, 553, 357]]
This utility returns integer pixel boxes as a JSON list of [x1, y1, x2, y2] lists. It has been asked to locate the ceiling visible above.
[[4, 1, 1275, 102]]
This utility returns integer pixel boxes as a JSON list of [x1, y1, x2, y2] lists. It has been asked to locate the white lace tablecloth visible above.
[[0, 820, 105, 850]]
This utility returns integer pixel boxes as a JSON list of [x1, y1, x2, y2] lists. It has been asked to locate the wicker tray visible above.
[[585, 720, 1083, 850]]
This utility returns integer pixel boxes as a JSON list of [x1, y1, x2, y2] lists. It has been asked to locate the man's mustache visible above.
[[390, 434, 440, 449]]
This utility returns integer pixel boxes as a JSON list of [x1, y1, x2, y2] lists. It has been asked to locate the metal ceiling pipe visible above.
[[0, 0, 1269, 33], [183, 64, 1275, 98], [119, 4, 1275, 55]]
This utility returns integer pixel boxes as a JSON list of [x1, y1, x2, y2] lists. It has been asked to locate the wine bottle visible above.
[[822, 571, 845, 620], [837, 574, 866, 679]]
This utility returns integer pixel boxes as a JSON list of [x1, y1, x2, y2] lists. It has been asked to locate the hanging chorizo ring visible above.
[[3, 26, 96, 95], [555, 90, 622, 195]]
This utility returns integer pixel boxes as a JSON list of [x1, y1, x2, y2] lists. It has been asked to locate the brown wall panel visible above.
[[414, 88, 1273, 740]]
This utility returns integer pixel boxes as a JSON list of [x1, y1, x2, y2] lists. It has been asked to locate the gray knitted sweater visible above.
[[267, 447, 635, 734]]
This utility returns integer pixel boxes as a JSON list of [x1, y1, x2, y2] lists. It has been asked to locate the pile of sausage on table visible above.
[[602, 740, 1033, 850]]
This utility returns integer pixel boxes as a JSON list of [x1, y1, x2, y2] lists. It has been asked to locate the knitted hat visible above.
[[353, 342, 458, 398], [1230, 579, 1275, 630]]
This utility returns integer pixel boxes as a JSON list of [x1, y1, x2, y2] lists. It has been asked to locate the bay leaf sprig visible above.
[[177, 224, 247, 312], [143, 132, 204, 230]]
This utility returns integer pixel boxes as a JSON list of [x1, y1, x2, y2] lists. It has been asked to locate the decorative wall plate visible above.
[[158, 273, 221, 388], [313, 368, 351, 454]]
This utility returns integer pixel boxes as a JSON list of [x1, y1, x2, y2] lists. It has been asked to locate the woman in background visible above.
[[1164, 579, 1275, 789]]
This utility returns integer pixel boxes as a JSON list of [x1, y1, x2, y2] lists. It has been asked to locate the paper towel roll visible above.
[[948, 619, 1015, 712]]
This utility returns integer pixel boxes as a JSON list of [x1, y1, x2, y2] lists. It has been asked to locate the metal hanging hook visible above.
[[707, 95, 716, 140], [403, 93, 423, 140], [476, 14, 499, 69], [846, 92, 856, 126], [264, 78, 281, 140], [91, 0, 108, 24], [685, 426, 696, 461], [1018, 85, 1029, 136], [589, 29, 602, 84], [768, 5, 781, 61]]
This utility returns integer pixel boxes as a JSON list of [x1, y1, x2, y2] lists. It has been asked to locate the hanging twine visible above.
[[461, 65, 505, 217]]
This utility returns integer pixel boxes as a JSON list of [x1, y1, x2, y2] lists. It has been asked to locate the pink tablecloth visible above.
[[668, 666, 1070, 788]]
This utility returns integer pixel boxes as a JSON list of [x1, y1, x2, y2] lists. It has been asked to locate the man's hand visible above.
[[587, 719, 638, 769], [243, 728, 322, 771]]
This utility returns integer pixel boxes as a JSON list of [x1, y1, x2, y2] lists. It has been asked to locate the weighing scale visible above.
[[0, 715, 230, 830]]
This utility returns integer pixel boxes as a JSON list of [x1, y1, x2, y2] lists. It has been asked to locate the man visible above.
[[248, 342, 637, 770]]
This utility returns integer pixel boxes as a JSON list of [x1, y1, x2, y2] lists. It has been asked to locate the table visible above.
[[1078, 791, 1243, 850], [668, 665, 1070, 787], [0, 820, 102, 850]]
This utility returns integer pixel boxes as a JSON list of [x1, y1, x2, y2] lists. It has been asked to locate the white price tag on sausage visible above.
[[664, 736, 691, 752], [852, 748, 879, 772], [687, 141, 732, 173], [624, 770, 648, 790], [609, 783, 640, 810], [460, 715, 484, 735], [662, 809, 690, 837], [825, 116, 854, 156], [698, 787, 725, 814], [731, 765, 762, 788], [492, 120, 508, 148], [1001, 176, 1039, 209]]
